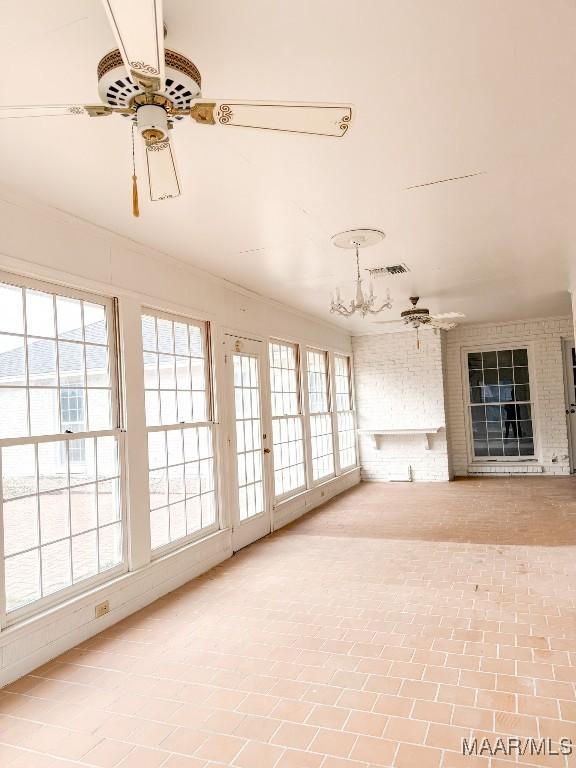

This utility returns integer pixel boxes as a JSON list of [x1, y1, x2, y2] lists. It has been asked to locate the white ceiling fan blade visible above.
[[430, 319, 458, 330], [101, 0, 165, 91], [432, 311, 465, 320], [145, 138, 181, 201], [0, 105, 112, 119], [190, 101, 352, 137]]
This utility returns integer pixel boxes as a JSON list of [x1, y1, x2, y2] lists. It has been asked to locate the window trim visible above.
[[0, 271, 127, 627], [141, 307, 219, 559], [460, 341, 540, 464]]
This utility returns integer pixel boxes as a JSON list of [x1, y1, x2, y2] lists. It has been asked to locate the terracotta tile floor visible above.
[[2, 476, 576, 767]]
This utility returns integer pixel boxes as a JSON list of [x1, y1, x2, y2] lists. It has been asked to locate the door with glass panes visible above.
[[563, 340, 576, 472], [224, 334, 272, 551]]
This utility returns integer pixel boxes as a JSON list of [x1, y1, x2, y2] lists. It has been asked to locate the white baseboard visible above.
[[273, 468, 360, 530]]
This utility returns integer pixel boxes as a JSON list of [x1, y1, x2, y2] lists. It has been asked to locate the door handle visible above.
[[263, 448, 271, 454], [567, 409, 576, 414]]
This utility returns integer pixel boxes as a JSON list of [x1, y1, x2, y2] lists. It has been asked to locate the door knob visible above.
[[263, 448, 271, 454]]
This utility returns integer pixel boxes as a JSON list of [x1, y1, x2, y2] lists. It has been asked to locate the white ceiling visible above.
[[1, 0, 576, 334]]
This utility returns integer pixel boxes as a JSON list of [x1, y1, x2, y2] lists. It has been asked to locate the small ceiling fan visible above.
[[373, 296, 465, 347], [0, 1, 352, 215]]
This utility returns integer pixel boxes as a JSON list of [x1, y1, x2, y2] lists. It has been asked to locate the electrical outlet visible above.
[[320, 490, 325, 497], [95, 600, 110, 619]]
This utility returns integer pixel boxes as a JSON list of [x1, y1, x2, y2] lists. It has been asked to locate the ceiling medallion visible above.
[[330, 229, 392, 318]]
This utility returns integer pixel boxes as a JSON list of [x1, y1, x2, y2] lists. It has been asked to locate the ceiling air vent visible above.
[[367, 263, 410, 277]]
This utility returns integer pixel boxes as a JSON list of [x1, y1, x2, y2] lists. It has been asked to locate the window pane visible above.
[[5, 550, 40, 612], [307, 350, 329, 414], [41, 539, 72, 596], [98, 479, 121, 526], [147, 426, 216, 549], [30, 389, 59, 435], [306, 350, 334, 479], [87, 389, 111, 430], [98, 523, 122, 570], [310, 413, 334, 480], [141, 315, 157, 351], [72, 530, 98, 582], [0, 388, 28, 437], [26, 290, 55, 338], [142, 313, 208, 428], [467, 348, 533, 459], [335, 355, 356, 469], [1, 444, 36, 499], [142, 311, 214, 551], [70, 484, 97, 534], [83, 303, 108, 344], [0, 283, 24, 334], [3, 497, 39, 557], [1, 281, 121, 616], [0, 333, 26, 387], [56, 296, 83, 341], [269, 341, 306, 498], [86, 345, 109, 387]]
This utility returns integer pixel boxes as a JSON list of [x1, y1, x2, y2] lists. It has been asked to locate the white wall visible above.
[[445, 316, 573, 476], [352, 329, 451, 482], [0, 185, 359, 685], [352, 315, 574, 482], [0, 187, 349, 351]]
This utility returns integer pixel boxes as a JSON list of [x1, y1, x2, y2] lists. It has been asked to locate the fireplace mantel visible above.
[[357, 427, 443, 450]]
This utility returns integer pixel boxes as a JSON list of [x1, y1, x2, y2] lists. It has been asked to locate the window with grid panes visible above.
[[0, 277, 123, 617], [467, 348, 535, 458], [306, 349, 334, 481], [334, 355, 356, 469], [269, 341, 305, 498], [141, 311, 217, 551], [233, 354, 264, 520]]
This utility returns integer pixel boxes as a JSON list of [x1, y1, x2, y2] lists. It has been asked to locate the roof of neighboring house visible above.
[[0, 322, 108, 383]]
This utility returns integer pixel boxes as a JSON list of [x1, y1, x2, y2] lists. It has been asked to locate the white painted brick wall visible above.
[[352, 329, 450, 482], [445, 316, 573, 476]]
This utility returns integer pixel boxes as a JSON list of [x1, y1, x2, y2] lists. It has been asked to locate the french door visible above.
[[224, 334, 272, 551]]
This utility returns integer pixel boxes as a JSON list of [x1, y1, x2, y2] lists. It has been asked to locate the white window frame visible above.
[[141, 307, 220, 559], [332, 353, 358, 472], [268, 339, 307, 503], [0, 271, 127, 628], [303, 347, 337, 485], [460, 341, 540, 465]]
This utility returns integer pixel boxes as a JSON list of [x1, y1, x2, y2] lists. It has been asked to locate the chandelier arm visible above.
[[330, 299, 355, 317], [335, 306, 354, 317], [366, 301, 393, 315]]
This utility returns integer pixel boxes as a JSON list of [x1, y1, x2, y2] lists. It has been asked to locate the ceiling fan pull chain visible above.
[[131, 123, 140, 218]]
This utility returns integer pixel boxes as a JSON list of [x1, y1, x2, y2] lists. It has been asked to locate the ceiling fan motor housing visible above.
[[400, 307, 431, 328], [97, 48, 202, 120]]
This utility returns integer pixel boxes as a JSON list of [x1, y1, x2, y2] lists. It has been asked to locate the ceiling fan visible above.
[[0, 1, 352, 215], [373, 296, 465, 347]]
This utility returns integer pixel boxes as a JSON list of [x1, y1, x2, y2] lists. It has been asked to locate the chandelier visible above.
[[330, 229, 392, 318]]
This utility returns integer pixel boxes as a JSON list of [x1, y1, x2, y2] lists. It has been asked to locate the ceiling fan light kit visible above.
[[330, 229, 392, 318], [0, 0, 353, 216]]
